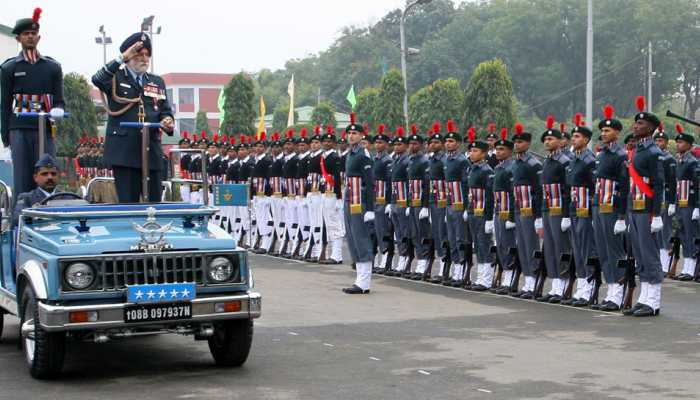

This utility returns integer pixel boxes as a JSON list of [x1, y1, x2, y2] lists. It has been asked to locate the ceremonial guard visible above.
[[538, 117, 571, 302], [342, 116, 375, 294], [305, 128, 325, 261], [320, 126, 344, 264], [671, 124, 699, 281], [268, 132, 287, 255], [295, 129, 312, 259], [593, 105, 629, 311], [206, 134, 223, 206], [371, 124, 394, 272], [92, 32, 174, 202], [188, 132, 207, 204], [624, 96, 665, 317], [427, 122, 449, 282], [235, 136, 254, 247], [251, 133, 273, 254], [406, 125, 432, 279], [485, 123, 499, 168], [1, 8, 65, 195], [178, 132, 192, 202], [386, 127, 411, 275], [222, 137, 239, 234], [443, 126, 469, 286], [653, 123, 677, 273], [281, 129, 300, 257], [511, 123, 543, 298], [465, 128, 495, 291], [491, 128, 518, 294], [565, 115, 597, 306]]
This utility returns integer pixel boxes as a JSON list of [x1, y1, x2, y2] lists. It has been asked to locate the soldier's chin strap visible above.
[[101, 75, 142, 117]]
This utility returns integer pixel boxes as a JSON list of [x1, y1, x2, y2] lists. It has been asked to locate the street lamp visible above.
[[141, 15, 162, 74], [94, 25, 112, 65], [400, 0, 432, 128]]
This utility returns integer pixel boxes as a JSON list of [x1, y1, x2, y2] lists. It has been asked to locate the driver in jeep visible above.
[[12, 153, 59, 226]]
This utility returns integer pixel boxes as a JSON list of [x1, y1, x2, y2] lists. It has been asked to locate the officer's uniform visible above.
[[406, 134, 432, 278], [388, 131, 411, 274], [443, 134, 470, 284], [250, 138, 273, 253], [177, 133, 192, 202], [371, 127, 394, 270], [466, 143, 495, 290], [492, 138, 517, 294], [672, 126, 700, 280], [281, 132, 300, 257], [92, 33, 174, 203], [654, 130, 677, 272], [12, 153, 58, 227], [306, 131, 325, 260], [1, 11, 64, 196], [233, 139, 254, 247], [320, 131, 344, 263], [566, 127, 597, 305], [511, 125, 543, 297], [268, 136, 286, 255], [295, 131, 312, 259], [427, 134, 449, 281]]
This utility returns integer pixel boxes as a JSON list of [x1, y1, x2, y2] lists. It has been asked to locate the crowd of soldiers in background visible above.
[[74, 136, 115, 201]]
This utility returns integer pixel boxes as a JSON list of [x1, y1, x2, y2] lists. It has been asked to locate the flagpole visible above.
[[287, 74, 295, 127]]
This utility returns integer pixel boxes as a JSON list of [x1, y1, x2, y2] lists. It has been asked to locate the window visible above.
[[178, 88, 194, 105], [166, 88, 173, 102], [179, 118, 195, 133]]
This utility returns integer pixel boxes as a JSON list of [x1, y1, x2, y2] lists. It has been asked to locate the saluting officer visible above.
[[442, 126, 469, 285], [491, 128, 518, 294], [427, 122, 449, 282], [371, 124, 394, 272], [406, 125, 432, 279], [565, 116, 597, 306], [511, 123, 543, 298], [386, 127, 411, 275], [624, 96, 665, 317], [92, 32, 174, 203], [1, 8, 65, 196], [653, 123, 677, 273], [342, 117, 375, 294], [593, 105, 629, 311], [465, 128, 495, 291], [671, 124, 700, 281]]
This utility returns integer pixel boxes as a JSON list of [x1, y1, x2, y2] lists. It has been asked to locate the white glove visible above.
[[419, 207, 429, 220], [335, 199, 343, 210], [613, 219, 626, 234], [462, 210, 469, 222], [364, 211, 375, 222], [485, 219, 494, 234], [534, 218, 543, 231], [667, 203, 676, 217], [651, 216, 663, 233], [385, 204, 392, 215], [505, 221, 516, 230], [560, 217, 571, 232], [405, 207, 410, 217], [49, 107, 65, 119], [693, 208, 700, 221]]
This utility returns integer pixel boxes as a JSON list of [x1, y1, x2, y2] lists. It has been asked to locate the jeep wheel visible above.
[[208, 319, 253, 367], [20, 287, 66, 379]]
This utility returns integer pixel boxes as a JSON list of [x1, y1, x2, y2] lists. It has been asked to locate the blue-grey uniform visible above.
[[428, 150, 449, 275], [443, 149, 470, 282], [1, 50, 64, 196], [344, 142, 375, 290], [92, 33, 174, 203], [389, 150, 411, 273], [566, 145, 597, 302], [493, 158, 517, 286], [407, 149, 432, 276], [672, 146, 700, 279], [467, 158, 495, 289], [654, 142, 677, 271], [511, 143, 543, 295], [372, 148, 393, 267]]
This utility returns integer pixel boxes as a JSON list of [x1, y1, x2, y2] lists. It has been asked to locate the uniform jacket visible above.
[[629, 137, 665, 215], [512, 151, 543, 218], [566, 148, 596, 217], [467, 160, 494, 219], [541, 150, 571, 214], [660, 150, 677, 206], [390, 152, 410, 206], [344, 144, 374, 210], [493, 158, 516, 222], [428, 151, 447, 206], [407, 152, 430, 208], [372, 150, 393, 204], [675, 151, 700, 209], [443, 151, 470, 208], [594, 142, 629, 216], [12, 187, 50, 226]]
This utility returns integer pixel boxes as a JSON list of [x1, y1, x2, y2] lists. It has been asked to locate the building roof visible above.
[[161, 72, 233, 86], [0, 24, 12, 37]]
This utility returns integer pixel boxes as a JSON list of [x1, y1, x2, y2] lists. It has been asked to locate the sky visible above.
[[3, 0, 407, 77]]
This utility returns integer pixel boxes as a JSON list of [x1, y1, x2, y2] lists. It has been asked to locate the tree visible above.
[[310, 101, 337, 127], [195, 110, 212, 136], [220, 73, 256, 135], [376, 68, 405, 131], [355, 87, 381, 130], [272, 106, 299, 133], [410, 78, 464, 132], [462, 59, 516, 134], [55, 73, 98, 157]]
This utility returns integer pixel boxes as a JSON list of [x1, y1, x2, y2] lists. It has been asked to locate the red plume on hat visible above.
[[230, 136, 236, 145], [213, 133, 219, 142], [546, 115, 555, 130], [363, 123, 369, 133], [410, 124, 418, 135], [326, 125, 334, 134], [467, 127, 476, 143], [259, 131, 266, 141], [675, 123, 684, 134], [377, 124, 385, 134], [314, 125, 321, 136], [201, 131, 206, 140], [488, 122, 496, 133], [32, 7, 42, 23], [397, 126, 405, 138], [574, 113, 583, 127], [636, 96, 647, 112], [182, 131, 188, 138], [100, 137, 104, 144], [341, 130, 347, 140], [222, 134, 228, 142], [300, 128, 308, 138], [272, 132, 279, 141], [658, 122, 664, 132], [500, 128, 508, 141], [447, 119, 456, 133], [603, 104, 615, 120], [239, 134, 246, 143], [91, 137, 97, 144], [514, 122, 524, 136], [350, 112, 356, 125], [559, 123, 566, 132], [432, 121, 441, 134]]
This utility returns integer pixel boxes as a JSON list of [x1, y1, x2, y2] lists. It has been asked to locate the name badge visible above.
[[14, 71, 27, 77], [119, 82, 132, 88], [143, 83, 165, 100]]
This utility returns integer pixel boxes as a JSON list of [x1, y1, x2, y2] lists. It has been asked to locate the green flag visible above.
[[346, 85, 356, 110], [217, 88, 226, 125]]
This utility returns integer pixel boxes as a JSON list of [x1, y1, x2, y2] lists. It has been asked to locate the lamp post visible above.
[[400, 0, 432, 128], [94, 25, 112, 65], [141, 15, 162, 74]]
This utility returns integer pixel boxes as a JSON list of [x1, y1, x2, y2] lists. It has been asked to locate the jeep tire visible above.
[[208, 319, 253, 367], [21, 287, 66, 379]]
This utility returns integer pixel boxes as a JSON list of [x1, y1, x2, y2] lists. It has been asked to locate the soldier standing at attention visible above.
[[320, 126, 344, 264], [652, 123, 677, 274], [281, 129, 300, 258], [1, 8, 65, 195], [485, 123, 499, 168], [386, 127, 411, 276], [491, 128, 517, 294], [427, 122, 449, 282], [406, 125, 432, 279], [371, 124, 394, 272], [342, 120, 375, 294], [624, 96, 665, 317], [442, 126, 469, 285]]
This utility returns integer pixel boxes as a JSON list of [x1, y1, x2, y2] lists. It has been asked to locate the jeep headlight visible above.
[[64, 262, 96, 290], [208, 257, 233, 283]]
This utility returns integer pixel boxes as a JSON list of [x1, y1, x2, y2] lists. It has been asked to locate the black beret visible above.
[[541, 129, 562, 143], [34, 153, 58, 171], [468, 140, 489, 152], [571, 125, 593, 139], [120, 32, 152, 55], [13, 8, 42, 35]]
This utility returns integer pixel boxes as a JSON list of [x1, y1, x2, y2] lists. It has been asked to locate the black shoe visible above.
[[536, 294, 553, 302], [470, 284, 488, 291], [519, 291, 534, 300], [572, 298, 589, 307], [342, 285, 370, 294], [623, 302, 644, 316], [511, 290, 526, 298], [677, 273, 693, 281], [411, 273, 423, 281], [589, 302, 601, 310], [376, 269, 387, 275], [561, 297, 575, 306], [599, 301, 621, 312], [451, 280, 464, 287], [254, 248, 268, 255], [632, 304, 658, 317], [429, 277, 443, 284], [495, 287, 510, 295], [548, 295, 562, 304], [442, 279, 453, 286]]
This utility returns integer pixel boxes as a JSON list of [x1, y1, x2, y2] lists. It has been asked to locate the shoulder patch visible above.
[[363, 149, 371, 158]]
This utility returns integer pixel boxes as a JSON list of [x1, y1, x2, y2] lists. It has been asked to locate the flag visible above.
[[287, 74, 295, 127], [217, 88, 226, 125], [256, 96, 266, 140], [346, 85, 356, 110]]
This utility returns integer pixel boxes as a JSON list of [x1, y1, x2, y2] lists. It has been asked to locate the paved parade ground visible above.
[[1, 253, 700, 400]]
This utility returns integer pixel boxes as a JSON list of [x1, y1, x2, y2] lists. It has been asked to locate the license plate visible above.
[[124, 302, 192, 323], [126, 283, 196, 303]]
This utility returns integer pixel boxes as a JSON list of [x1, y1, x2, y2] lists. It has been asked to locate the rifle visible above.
[[533, 244, 547, 298], [666, 110, 700, 128], [621, 236, 637, 311], [561, 253, 575, 300], [667, 237, 681, 279], [508, 247, 522, 294], [422, 238, 435, 281], [587, 257, 602, 306], [490, 245, 502, 289], [461, 242, 474, 288]]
